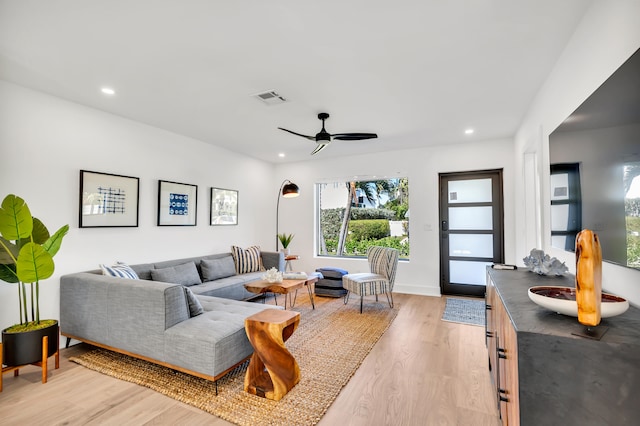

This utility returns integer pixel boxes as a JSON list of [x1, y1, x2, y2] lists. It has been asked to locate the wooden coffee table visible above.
[[244, 276, 318, 309], [244, 309, 300, 400]]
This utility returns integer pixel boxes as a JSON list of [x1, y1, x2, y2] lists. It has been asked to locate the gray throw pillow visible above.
[[151, 261, 202, 286], [183, 287, 204, 317], [200, 257, 236, 281]]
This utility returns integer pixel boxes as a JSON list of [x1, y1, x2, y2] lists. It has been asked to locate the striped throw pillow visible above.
[[100, 262, 139, 279], [231, 245, 263, 274]]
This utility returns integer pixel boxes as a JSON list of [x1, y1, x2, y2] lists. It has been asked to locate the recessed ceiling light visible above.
[[278, 153, 285, 158], [101, 87, 115, 95], [464, 128, 474, 135]]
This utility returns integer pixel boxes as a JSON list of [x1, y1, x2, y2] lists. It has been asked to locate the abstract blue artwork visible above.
[[98, 186, 127, 214], [158, 180, 198, 226], [169, 193, 189, 215]]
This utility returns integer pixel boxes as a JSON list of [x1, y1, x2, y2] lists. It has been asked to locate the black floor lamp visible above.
[[276, 180, 300, 250]]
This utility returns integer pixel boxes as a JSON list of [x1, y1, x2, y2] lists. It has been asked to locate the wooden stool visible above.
[[244, 309, 300, 400]]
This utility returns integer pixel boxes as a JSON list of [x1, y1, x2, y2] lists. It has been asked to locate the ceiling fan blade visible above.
[[331, 133, 378, 141], [278, 127, 315, 141], [310, 143, 330, 155]]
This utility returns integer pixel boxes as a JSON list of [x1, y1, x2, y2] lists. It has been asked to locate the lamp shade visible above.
[[282, 182, 300, 198]]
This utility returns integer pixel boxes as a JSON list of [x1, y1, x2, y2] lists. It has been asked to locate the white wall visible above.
[[514, 0, 640, 306], [0, 81, 275, 332], [275, 138, 515, 297]]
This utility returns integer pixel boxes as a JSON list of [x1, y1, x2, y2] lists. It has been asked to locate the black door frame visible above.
[[439, 169, 504, 297]]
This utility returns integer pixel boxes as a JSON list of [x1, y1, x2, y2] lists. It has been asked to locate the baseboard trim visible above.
[[393, 283, 441, 297]]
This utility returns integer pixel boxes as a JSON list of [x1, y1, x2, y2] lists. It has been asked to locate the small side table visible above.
[[284, 255, 299, 272], [244, 309, 300, 400]]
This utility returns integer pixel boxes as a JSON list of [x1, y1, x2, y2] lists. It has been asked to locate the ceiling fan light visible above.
[[316, 132, 331, 143]]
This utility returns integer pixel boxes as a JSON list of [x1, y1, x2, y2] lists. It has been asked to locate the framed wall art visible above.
[[210, 187, 238, 225], [79, 170, 140, 228], [158, 180, 198, 226]]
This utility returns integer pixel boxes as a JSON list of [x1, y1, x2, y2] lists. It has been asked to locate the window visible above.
[[550, 163, 582, 251], [316, 178, 409, 259], [624, 162, 640, 268]]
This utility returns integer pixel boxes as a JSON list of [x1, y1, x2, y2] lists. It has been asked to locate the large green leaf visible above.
[[16, 242, 54, 283], [0, 195, 33, 241], [31, 217, 50, 244], [43, 224, 69, 257], [0, 263, 19, 283], [0, 236, 19, 264]]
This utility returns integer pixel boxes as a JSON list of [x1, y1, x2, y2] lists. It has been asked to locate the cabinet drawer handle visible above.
[[497, 348, 507, 359], [498, 388, 509, 402], [486, 304, 492, 310], [486, 331, 494, 338]]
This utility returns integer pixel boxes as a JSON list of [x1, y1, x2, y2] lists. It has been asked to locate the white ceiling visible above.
[[0, 0, 592, 163]]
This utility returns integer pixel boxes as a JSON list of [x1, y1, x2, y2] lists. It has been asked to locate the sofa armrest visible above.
[[261, 251, 285, 271]]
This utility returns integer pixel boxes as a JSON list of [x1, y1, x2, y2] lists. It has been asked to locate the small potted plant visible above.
[[0, 194, 69, 367], [277, 233, 294, 255]]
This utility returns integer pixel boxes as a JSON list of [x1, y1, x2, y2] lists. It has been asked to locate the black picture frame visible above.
[[157, 180, 198, 226], [210, 187, 238, 225], [79, 170, 140, 228]]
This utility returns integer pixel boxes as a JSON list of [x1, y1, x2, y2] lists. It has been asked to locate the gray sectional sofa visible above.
[[59, 251, 285, 382], [127, 251, 284, 300]]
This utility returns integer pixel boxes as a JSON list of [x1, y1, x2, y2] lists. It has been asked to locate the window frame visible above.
[[315, 177, 410, 260]]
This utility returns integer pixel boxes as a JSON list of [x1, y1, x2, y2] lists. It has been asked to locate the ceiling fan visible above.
[[278, 112, 378, 155]]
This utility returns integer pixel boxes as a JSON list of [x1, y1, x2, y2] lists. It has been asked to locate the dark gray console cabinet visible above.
[[486, 268, 640, 426]]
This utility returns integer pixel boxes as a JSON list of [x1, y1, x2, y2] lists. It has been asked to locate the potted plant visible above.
[[277, 233, 294, 255], [0, 194, 69, 367]]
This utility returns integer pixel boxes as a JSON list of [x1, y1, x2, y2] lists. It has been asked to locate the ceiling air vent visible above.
[[253, 90, 288, 106]]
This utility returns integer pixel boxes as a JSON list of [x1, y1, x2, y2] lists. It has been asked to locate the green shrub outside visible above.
[[319, 207, 410, 259], [350, 208, 396, 221], [627, 215, 640, 268], [320, 207, 396, 241], [320, 208, 345, 241], [324, 236, 409, 258], [347, 219, 390, 242]]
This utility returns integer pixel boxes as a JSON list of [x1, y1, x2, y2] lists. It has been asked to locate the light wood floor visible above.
[[0, 294, 501, 426]]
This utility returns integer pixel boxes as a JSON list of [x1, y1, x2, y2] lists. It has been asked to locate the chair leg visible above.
[[385, 291, 394, 309], [360, 283, 367, 313]]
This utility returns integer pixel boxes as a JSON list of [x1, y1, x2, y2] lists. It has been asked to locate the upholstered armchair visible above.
[[342, 246, 399, 313]]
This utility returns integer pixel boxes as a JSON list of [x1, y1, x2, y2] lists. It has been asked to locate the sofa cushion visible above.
[[231, 245, 263, 274], [100, 262, 139, 279], [151, 261, 202, 286], [183, 287, 204, 317], [200, 256, 236, 281]]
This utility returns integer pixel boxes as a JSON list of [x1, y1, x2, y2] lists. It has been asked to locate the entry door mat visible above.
[[70, 296, 398, 426], [441, 297, 485, 326]]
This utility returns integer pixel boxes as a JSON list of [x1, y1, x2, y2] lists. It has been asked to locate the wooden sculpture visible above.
[[244, 309, 300, 400], [575, 229, 602, 326]]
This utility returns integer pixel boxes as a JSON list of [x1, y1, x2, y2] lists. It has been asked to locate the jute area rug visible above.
[[70, 295, 398, 426], [441, 297, 485, 327]]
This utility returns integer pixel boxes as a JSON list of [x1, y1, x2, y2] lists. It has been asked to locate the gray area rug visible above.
[[441, 297, 485, 326]]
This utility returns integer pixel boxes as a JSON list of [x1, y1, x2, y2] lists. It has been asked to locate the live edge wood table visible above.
[[244, 276, 319, 309], [244, 309, 301, 400]]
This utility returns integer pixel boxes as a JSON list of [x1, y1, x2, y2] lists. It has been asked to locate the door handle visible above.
[[441, 220, 448, 231]]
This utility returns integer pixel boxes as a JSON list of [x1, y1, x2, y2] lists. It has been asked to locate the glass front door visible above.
[[439, 170, 504, 297]]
